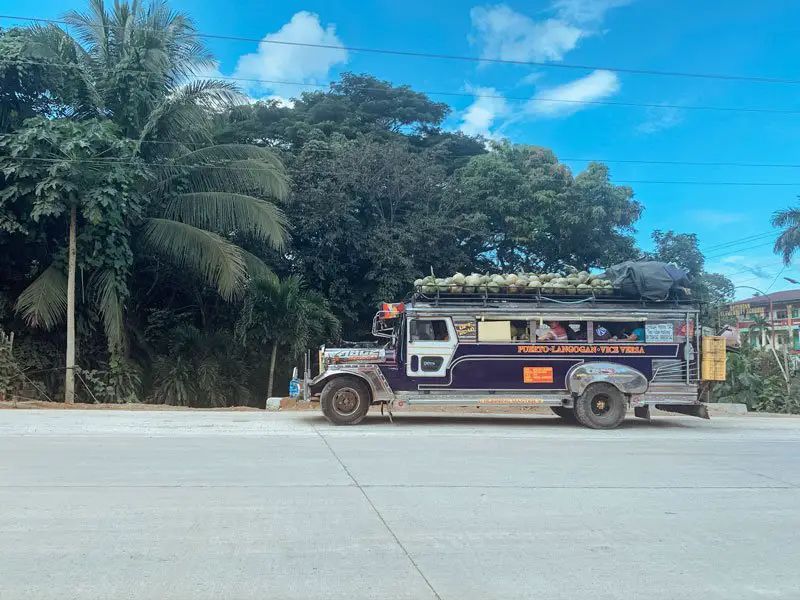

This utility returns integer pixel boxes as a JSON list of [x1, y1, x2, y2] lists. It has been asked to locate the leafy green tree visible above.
[[1, 1, 290, 403], [237, 274, 340, 401], [713, 346, 800, 414], [0, 118, 148, 402], [285, 137, 481, 333], [149, 325, 253, 407], [0, 28, 60, 132], [217, 73, 453, 147], [25, 1, 290, 295], [650, 230, 705, 277], [452, 142, 641, 272], [648, 230, 734, 326], [748, 314, 772, 346]]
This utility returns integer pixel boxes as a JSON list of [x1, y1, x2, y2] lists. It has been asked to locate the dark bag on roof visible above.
[[604, 261, 690, 302]]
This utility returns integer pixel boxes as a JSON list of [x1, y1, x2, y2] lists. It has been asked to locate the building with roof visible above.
[[725, 289, 800, 352]]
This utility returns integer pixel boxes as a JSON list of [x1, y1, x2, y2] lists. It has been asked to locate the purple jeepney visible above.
[[310, 290, 718, 429]]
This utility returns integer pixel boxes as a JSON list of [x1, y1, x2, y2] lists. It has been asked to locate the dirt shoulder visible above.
[[0, 399, 552, 414]]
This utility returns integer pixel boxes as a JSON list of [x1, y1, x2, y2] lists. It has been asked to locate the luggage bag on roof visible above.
[[604, 261, 690, 302]]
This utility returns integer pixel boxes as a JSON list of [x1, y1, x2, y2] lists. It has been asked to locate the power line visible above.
[[119, 140, 800, 168], [765, 265, 788, 293], [705, 241, 776, 260], [703, 231, 776, 251], [7, 156, 800, 188], [6, 131, 800, 169], [4, 57, 800, 117], [2, 13, 800, 85]]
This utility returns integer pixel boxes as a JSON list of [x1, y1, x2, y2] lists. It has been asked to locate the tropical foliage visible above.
[[772, 203, 800, 265], [0, 0, 755, 409], [712, 347, 800, 414]]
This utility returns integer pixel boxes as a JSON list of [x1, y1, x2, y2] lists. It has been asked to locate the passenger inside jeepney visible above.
[[626, 324, 646, 342], [537, 321, 568, 342], [616, 322, 646, 342], [566, 322, 587, 341], [593, 323, 613, 341], [409, 320, 450, 342], [510, 320, 530, 341]]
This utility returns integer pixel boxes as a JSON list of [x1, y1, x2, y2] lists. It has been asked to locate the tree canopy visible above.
[[0, 1, 739, 407]]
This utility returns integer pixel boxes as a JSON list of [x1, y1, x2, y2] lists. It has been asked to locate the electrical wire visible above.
[[705, 241, 777, 260], [8, 155, 800, 187], [765, 265, 788, 293], [703, 231, 776, 251], [5, 132, 800, 170], [3, 56, 800, 117], [2, 13, 800, 85]]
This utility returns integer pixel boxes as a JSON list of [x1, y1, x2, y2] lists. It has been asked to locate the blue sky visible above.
[[3, 0, 800, 296]]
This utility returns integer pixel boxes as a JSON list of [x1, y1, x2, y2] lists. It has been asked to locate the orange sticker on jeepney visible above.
[[524, 367, 554, 383]]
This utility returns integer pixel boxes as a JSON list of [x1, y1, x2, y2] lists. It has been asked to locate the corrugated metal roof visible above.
[[733, 289, 800, 305]]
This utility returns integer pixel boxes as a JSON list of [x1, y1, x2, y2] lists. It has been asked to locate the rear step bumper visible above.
[[655, 404, 710, 419]]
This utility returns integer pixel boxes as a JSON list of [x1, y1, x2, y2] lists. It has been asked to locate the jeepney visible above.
[[309, 289, 724, 429]]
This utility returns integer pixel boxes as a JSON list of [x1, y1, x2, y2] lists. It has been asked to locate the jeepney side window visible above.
[[477, 320, 512, 342], [535, 321, 569, 342], [510, 320, 531, 341], [592, 322, 613, 341], [618, 322, 647, 342], [566, 322, 587, 341], [409, 319, 450, 342]]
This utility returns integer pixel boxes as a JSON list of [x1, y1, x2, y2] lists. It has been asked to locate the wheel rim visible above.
[[332, 387, 360, 416], [591, 394, 612, 416]]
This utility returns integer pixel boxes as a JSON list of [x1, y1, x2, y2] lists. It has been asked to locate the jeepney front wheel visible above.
[[574, 383, 626, 430], [321, 376, 371, 425]]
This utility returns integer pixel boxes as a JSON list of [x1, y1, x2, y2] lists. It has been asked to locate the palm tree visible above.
[[237, 275, 341, 402], [772, 203, 800, 265], [748, 314, 773, 347], [13, 1, 289, 400]]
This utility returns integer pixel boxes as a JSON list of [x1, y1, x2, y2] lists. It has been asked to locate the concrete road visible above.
[[2, 410, 800, 600]]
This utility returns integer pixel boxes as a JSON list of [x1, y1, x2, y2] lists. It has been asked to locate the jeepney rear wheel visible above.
[[321, 376, 371, 425], [574, 383, 626, 430], [550, 406, 577, 422]]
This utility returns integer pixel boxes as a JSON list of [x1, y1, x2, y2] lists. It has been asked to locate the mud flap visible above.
[[655, 404, 710, 419], [634, 406, 650, 420]]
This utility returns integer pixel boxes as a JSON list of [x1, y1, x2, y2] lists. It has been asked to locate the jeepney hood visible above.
[[323, 347, 388, 365]]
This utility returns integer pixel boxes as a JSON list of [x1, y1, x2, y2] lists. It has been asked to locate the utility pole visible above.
[[65, 203, 77, 405]]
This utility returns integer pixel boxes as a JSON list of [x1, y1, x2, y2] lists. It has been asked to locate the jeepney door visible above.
[[406, 317, 458, 378]]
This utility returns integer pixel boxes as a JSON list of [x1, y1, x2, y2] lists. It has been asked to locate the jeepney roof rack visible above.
[[406, 287, 696, 308]]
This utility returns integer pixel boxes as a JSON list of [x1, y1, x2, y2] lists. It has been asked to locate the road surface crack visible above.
[[315, 427, 443, 600]]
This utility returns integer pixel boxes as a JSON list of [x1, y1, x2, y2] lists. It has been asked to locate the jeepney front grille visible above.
[[652, 359, 700, 383]]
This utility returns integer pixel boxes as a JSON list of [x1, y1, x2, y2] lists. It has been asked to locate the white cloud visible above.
[[469, 1, 631, 64], [552, 0, 633, 24], [637, 105, 684, 134], [519, 71, 545, 86], [459, 87, 509, 138], [231, 11, 348, 99], [470, 5, 583, 63], [527, 70, 620, 117], [686, 210, 745, 227]]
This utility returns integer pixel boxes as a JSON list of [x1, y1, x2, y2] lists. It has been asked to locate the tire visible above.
[[320, 376, 371, 425], [550, 406, 577, 422], [574, 383, 626, 430]]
